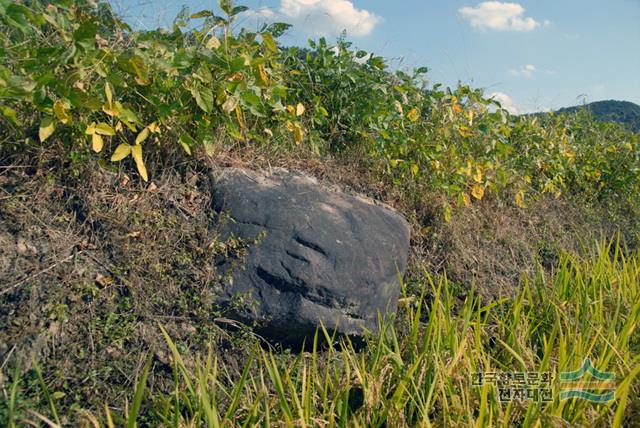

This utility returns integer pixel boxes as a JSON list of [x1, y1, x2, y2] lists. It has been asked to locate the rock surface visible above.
[[211, 168, 410, 345]]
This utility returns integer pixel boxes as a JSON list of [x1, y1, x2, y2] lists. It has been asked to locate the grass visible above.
[[3, 238, 637, 427]]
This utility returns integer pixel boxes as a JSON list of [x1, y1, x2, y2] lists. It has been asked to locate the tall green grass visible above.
[[126, 240, 638, 427], [3, 239, 639, 427]]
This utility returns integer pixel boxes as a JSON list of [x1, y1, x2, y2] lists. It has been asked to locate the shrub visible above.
[[1, 0, 638, 208]]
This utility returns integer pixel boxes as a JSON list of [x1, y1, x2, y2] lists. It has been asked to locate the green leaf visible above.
[[219, 0, 233, 15], [4, 4, 33, 33], [0, 105, 20, 126], [189, 10, 213, 19], [240, 91, 261, 108], [179, 135, 193, 155], [51, 391, 65, 400], [126, 353, 152, 428], [231, 6, 248, 16], [202, 136, 215, 156], [39, 117, 55, 142], [191, 84, 213, 113], [73, 21, 97, 50]]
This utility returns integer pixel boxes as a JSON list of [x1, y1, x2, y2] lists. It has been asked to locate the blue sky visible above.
[[111, 0, 640, 113]]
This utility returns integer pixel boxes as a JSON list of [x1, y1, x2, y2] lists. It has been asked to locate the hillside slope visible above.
[[556, 100, 640, 132]]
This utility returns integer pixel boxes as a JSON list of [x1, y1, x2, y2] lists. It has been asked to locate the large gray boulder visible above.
[[211, 168, 410, 345]]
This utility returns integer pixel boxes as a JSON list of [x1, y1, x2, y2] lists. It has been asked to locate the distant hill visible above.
[[554, 100, 640, 133]]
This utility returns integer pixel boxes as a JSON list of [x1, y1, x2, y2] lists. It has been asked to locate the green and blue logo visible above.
[[559, 359, 616, 403]]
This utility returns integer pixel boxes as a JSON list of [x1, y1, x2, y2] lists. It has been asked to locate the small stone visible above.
[[16, 238, 27, 254]]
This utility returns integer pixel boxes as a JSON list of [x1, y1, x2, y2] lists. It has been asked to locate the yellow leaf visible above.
[[135, 127, 149, 145], [206, 35, 221, 49], [105, 82, 113, 105], [115, 121, 123, 132], [471, 184, 485, 200], [102, 101, 121, 117], [293, 123, 304, 144], [92, 133, 104, 153], [258, 64, 268, 85], [179, 139, 192, 155], [227, 72, 243, 82], [261, 32, 277, 52], [515, 190, 525, 208], [458, 126, 473, 138], [443, 204, 452, 223], [452, 103, 462, 114], [135, 75, 150, 86], [111, 143, 132, 161], [95, 122, 115, 136], [53, 101, 71, 124], [235, 106, 245, 129], [85, 122, 96, 135], [473, 166, 483, 183], [131, 144, 148, 182], [410, 163, 419, 176], [462, 192, 471, 207], [296, 103, 305, 117], [406, 108, 420, 122], [147, 122, 159, 133], [39, 117, 55, 142], [285, 120, 294, 132], [102, 83, 121, 116]]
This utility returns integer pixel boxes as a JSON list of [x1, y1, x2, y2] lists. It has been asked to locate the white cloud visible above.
[[241, 8, 276, 20], [459, 2, 545, 32], [278, 0, 380, 37], [510, 63, 537, 78], [489, 92, 519, 114]]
